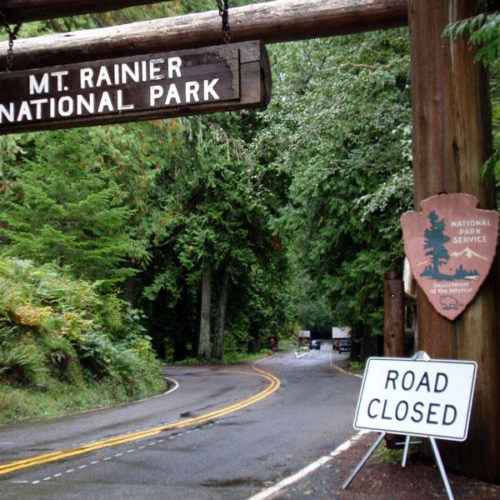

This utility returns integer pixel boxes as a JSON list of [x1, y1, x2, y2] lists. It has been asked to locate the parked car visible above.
[[338, 339, 351, 352], [310, 340, 321, 350]]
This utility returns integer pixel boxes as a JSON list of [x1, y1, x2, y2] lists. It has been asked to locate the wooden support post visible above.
[[383, 271, 405, 358], [383, 271, 405, 449], [408, 0, 499, 482]]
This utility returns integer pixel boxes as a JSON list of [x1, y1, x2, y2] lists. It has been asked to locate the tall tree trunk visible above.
[[197, 267, 212, 360], [409, 0, 498, 481], [212, 270, 230, 360]]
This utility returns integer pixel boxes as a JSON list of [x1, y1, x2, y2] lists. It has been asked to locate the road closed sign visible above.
[[354, 357, 477, 441]]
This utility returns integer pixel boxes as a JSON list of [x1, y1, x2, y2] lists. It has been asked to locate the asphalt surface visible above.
[[0, 348, 362, 499]]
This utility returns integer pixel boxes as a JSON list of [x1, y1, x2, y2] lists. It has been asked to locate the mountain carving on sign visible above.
[[449, 248, 488, 260]]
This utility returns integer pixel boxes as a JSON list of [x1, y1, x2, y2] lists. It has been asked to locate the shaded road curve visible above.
[[0, 348, 361, 499]]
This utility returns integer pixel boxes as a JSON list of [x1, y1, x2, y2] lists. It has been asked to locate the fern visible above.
[[444, 12, 500, 68], [0, 343, 47, 387]]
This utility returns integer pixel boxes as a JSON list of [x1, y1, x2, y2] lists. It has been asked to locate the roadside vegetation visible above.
[[0, 256, 164, 421], [0, 2, 497, 421]]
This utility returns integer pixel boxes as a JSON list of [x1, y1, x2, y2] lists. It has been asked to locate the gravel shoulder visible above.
[[276, 431, 500, 499], [273, 354, 500, 499]]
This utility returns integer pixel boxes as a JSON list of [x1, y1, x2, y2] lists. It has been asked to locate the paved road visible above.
[[0, 347, 361, 499]]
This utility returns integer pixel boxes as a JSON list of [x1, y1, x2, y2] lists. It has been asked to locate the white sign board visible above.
[[332, 326, 351, 338], [354, 357, 477, 441]]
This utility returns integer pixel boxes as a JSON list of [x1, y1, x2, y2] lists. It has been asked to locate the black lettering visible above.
[[434, 372, 448, 393], [381, 399, 392, 420], [415, 372, 430, 391], [442, 405, 457, 425], [411, 401, 424, 423], [385, 370, 398, 390], [426, 403, 439, 424], [401, 370, 415, 390], [367, 398, 379, 418], [395, 401, 409, 421]]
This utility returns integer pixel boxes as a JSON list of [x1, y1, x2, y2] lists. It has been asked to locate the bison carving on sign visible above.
[[439, 295, 459, 311]]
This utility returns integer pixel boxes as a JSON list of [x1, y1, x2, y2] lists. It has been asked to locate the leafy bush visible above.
[[42, 335, 84, 384], [0, 255, 164, 421]]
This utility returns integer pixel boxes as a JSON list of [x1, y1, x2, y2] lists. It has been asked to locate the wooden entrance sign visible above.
[[0, 41, 271, 133]]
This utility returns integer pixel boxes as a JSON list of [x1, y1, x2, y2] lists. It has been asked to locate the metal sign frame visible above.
[[344, 352, 478, 500], [353, 353, 477, 441]]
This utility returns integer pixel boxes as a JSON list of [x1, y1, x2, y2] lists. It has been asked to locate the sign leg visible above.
[[401, 435, 411, 468], [429, 437, 454, 500], [342, 432, 386, 490]]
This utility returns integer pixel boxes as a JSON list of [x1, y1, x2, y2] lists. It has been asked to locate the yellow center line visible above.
[[0, 364, 280, 476]]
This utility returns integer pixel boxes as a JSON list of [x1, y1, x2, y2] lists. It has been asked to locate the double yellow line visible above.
[[0, 364, 280, 476]]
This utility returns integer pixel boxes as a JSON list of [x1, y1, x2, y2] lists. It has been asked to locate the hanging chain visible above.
[[0, 5, 22, 71], [216, 0, 231, 44]]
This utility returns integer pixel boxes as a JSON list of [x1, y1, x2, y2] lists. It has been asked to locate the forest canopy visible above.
[[0, 1, 497, 374]]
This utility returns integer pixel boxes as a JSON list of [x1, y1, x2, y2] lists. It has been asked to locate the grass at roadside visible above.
[[0, 372, 166, 423], [347, 360, 366, 376]]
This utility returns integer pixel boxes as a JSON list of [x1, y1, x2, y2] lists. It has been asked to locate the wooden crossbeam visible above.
[[0, 0, 408, 71], [0, 0, 167, 23]]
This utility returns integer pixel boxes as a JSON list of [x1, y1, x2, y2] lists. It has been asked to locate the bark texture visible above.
[[198, 267, 212, 361], [409, 0, 498, 481], [0, 0, 167, 23], [0, 0, 408, 71]]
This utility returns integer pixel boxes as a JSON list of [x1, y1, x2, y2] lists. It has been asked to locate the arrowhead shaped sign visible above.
[[401, 194, 499, 321]]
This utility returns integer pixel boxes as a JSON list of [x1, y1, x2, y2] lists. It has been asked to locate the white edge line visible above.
[[136, 376, 179, 401], [39, 375, 181, 421], [295, 350, 310, 359], [329, 352, 363, 379], [248, 430, 369, 500]]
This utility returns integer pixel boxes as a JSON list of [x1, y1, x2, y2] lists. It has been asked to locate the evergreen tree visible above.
[[251, 30, 414, 351], [0, 128, 134, 287], [140, 114, 288, 360], [421, 210, 450, 279]]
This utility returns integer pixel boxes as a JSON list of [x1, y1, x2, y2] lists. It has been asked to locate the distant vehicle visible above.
[[338, 339, 351, 353], [332, 326, 351, 353], [310, 340, 321, 350]]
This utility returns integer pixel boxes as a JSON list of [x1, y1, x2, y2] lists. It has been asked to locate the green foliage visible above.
[[0, 255, 163, 421], [0, 342, 47, 388], [444, 11, 500, 68], [1, 2, 496, 369], [42, 335, 84, 384], [252, 30, 413, 344], [0, 127, 138, 288]]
